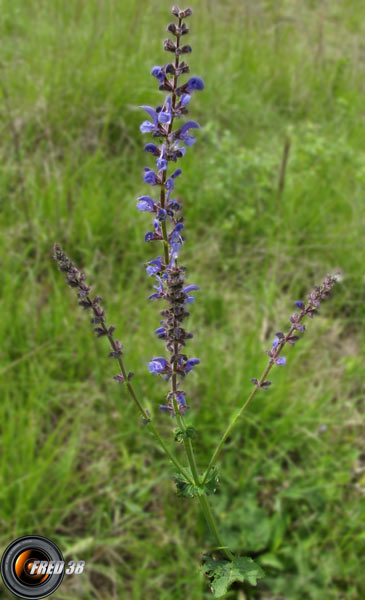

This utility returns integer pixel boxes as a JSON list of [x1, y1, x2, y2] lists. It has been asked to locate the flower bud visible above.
[[177, 44, 192, 55], [167, 23, 177, 35], [179, 8, 192, 18], [164, 38, 176, 53]]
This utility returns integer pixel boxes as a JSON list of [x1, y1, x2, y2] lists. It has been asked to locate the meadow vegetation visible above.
[[0, 1, 364, 598]]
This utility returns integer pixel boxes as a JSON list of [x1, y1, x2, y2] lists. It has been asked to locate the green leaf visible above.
[[202, 555, 264, 598], [174, 428, 185, 443], [185, 425, 196, 439], [174, 426, 196, 442], [174, 470, 197, 498], [173, 468, 219, 498], [203, 467, 220, 496]]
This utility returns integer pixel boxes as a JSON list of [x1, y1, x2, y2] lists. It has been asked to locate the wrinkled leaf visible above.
[[203, 555, 264, 598], [174, 468, 219, 498], [174, 426, 196, 442]]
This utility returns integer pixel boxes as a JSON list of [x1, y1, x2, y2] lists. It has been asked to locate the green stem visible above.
[[198, 494, 234, 561], [202, 361, 273, 485], [148, 421, 193, 483], [202, 325, 297, 484], [152, 17, 233, 562], [113, 347, 193, 484], [90, 304, 194, 486], [177, 412, 234, 562], [184, 435, 200, 484]]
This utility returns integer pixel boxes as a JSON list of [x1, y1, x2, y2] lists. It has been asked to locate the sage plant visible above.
[[53, 5, 338, 597]]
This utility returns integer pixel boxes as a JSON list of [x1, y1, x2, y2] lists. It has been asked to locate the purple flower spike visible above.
[[156, 145, 168, 171], [186, 76, 204, 92], [146, 258, 162, 276], [157, 157, 168, 171], [183, 134, 196, 146], [170, 230, 182, 256], [176, 76, 205, 96], [183, 285, 200, 293], [140, 106, 159, 134], [144, 143, 159, 155], [154, 327, 167, 339], [272, 336, 280, 350], [168, 199, 180, 211], [151, 65, 162, 76], [143, 168, 158, 185], [175, 121, 200, 146], [166, 168, 182, 189], [141, 105, 158, 123], [153, 275, 164, 293], [180, 93, 191, 107], [151, 65, 165, 83], [173, 222, 184, 233], [249, 276, 337, 391], [177, 392, 186, 406], [137, 9, 205, 413], [185, 358, 200, 374], [158, 111, 172, 125], [180, 121, 200, 134], [158, 97, 172, 124], [275, 357, 286, 366], [294, 301, 305, 309], [157, 208, 167, 221], [148, 357, 168, 375], [137, 196, 155, 212], [140, 121, 157, 134]]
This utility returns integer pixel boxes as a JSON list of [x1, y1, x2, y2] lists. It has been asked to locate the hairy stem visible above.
[[202, 362, 273, 484], [198, 495, 235, 561], [177, 408, 234, 562], [155, 24, 234, 560], [202, 327, 296, 484]]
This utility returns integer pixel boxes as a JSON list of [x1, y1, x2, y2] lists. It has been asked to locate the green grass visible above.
[[0, 0, 364, 598]]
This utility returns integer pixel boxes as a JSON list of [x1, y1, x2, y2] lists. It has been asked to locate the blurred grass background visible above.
[[0, 0, 364, 598]]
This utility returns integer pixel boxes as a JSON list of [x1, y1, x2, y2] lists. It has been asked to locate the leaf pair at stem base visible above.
[[173, 467, 219, 498]]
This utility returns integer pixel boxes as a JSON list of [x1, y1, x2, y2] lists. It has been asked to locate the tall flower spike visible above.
[[53, 7, 340, 592], [137, 5, 203, 416]]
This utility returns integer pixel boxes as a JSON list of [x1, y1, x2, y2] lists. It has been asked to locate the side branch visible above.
[[53, 243, 194, 485], [202, 275, 338, 484]]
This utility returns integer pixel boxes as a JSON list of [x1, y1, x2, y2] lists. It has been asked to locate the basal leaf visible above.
[[203, 555, 264, 598]]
